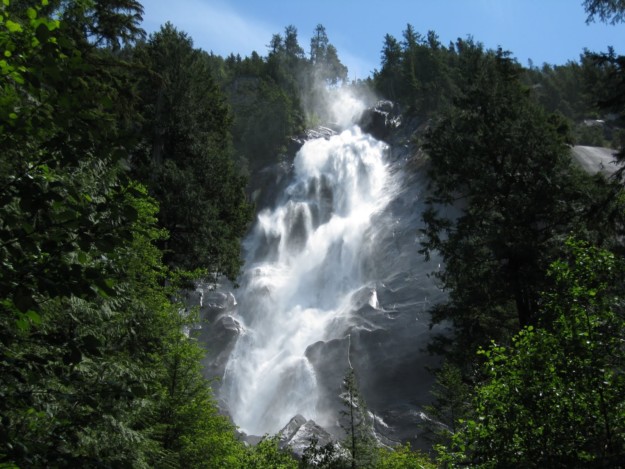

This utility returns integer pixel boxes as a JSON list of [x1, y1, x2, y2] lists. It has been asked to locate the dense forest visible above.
[[1, 0, 624, 467]]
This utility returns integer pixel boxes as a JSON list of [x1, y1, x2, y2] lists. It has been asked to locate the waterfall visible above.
[[221, 126, 392, 435]]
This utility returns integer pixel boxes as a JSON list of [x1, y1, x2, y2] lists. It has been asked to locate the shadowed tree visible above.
[[340, 368, 377, 469], [583, 0, 625, 24], [131, 23, 252, 277], [421, 46, 601, 362], [440, 240, 625, 468]]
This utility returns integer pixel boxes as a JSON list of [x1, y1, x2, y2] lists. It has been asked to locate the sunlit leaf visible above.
[[25, 310, 41, 324], [5, 20, 22, 33]]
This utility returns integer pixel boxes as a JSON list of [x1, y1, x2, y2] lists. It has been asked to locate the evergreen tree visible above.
[[0, 2, 253, 466], [131, 23, 252, 277], [374, 26, 454, 117], [310, 24, 329, 65], [423, 362, 472, 446], [308, 24, 347, 86], [375, 34, 402, 101], [584, 0, 625, 24], [440, 240, 625, 467], [284, 24, 305, 60], [420, 47, 605, 362], [340, 368, 377, 469]]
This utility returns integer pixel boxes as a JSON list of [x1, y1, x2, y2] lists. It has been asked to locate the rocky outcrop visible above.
[[185, 284, 243, 393], [278, 414, 337, 459], [358, 100, 402, 141]]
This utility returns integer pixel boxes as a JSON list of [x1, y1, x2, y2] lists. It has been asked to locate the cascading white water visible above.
[[222, 125, 392, 435]]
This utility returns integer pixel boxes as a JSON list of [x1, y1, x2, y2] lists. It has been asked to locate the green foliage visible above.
[[131, 22, 253, 277], [522, 49, 624, 148], [226, 69, 301, 173], [575, 121, 606, 146], [423, 362, 472, 445], [373, 25, 455, 117], [217, 23, 351, 174], [0, 0, 140, 332], [440, 240, 625, 468], [376, 444, 435, 469], [0, 1, 164, 464], [340, 368, 378, 469], [244, 436, 298, 469], [309, 24, 348, 86], [3, 0, 145, 50], [374, 24, 623, 145], [375, 34, 402, 101], [420, 45, 612, 363], [156, 321, 247, 468], [0, 3, 254, 467], [581, 49, 625, 162], [523, 59, 590, 122], [301, 437, 349, 469], [2, 184, 161, 466], [584, 0, 625, 24]]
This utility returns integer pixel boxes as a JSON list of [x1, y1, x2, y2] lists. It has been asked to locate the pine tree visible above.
[[339, 368, 377, 469]]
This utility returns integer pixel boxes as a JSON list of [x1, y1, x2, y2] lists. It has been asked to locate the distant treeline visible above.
[[373, 24, 624, 149]]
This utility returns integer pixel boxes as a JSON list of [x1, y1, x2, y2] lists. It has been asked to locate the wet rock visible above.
[[200, 290, 237, 323], [278, 414, 336, 459], [291, 126, 338, 148], [180, 288, 202, 311], [196, 314, 243, 387], [279, 414, 307, 442], [358, 100, 401, 141]]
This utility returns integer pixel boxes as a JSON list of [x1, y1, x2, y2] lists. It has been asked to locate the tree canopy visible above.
[[584, 0, 625, 24], [130, 22, 252, 277], [419, 45, 615, 362], [0, 1, 263, 466], [440, 240, 625, 467]]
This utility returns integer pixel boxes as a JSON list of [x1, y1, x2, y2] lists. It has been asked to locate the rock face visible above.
[[185, 283, 243, 397], [291, 126, 338, 148], [358, 100, 402, 141], [278, 415, 336, 459]]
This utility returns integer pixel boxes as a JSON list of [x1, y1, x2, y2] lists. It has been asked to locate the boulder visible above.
[[200, 290, 237, 323], [358, 100, 401, 141], [278, 414, 336, 459], [196, 314, 243, 387], [289, 125, 338, 155]]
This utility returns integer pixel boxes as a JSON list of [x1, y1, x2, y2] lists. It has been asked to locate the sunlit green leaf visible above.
[[5, 20, 22, 32], [25, 310, 41, 324]]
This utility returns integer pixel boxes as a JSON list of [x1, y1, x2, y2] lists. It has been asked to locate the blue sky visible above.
[[139, 0, 623, 79]]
